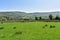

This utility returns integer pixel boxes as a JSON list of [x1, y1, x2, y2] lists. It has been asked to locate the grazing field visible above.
[[0, 22, 60, 40]]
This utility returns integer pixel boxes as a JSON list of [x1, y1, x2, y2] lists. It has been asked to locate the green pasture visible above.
[[0, 22, 60, 40]]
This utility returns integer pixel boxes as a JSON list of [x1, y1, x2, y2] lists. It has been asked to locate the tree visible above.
[[49, 14, 53, 20], [1, 17, 7, 22], [55, 15, 60, 20], [35, 16, 38, 20], [39, 16, 42, 20]]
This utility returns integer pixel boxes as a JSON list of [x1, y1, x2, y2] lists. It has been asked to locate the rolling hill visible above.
[[0, 11, 60, 19]]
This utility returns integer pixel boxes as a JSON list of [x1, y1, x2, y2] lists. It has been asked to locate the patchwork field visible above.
[[0, 22, 60, 40]]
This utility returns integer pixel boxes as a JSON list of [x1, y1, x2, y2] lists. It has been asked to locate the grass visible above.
[[0, 22, 59, 40]]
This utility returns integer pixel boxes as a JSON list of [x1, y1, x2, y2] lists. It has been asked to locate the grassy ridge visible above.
[[0, 22, 59, 40]]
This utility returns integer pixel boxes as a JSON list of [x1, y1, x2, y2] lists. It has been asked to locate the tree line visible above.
[[35, 14, 60, 20], [0, 14, 60, 22]]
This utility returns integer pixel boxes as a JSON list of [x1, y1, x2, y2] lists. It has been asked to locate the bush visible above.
[[13, 27, 16, 29], [53, 26, 55, 28], [45, 24, 48, 26], [42, 24, 48, 28], [50, 25, 52, 28], [50, 25, 55, 28], [0, 27, 4, 30], [42, 26, 45, 28], [15, 31, 22, 35]]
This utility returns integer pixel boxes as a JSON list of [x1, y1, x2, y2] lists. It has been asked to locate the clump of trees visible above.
[[35, 14, 60, 21], [35, 16, 42, 20], [48, 14, 60, 20]]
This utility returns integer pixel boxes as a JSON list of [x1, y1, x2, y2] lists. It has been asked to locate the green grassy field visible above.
[[0, 22, 60, 40]]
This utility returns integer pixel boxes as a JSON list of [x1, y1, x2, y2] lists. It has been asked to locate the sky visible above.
[[0, 0, 60, 12]]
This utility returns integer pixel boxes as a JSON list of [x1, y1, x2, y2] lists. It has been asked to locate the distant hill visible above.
[[0, 11, 60, 19]]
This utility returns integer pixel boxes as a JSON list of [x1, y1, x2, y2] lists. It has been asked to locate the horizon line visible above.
[[0, 10, 60, 13]]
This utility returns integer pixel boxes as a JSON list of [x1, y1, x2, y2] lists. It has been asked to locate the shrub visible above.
[[15, 31, 22, 35], [50, 25, 55, 28], [0, 27, 4, 30], [53, 26, 55, 28], [50, 25, 53, 28], [42, 26, 45, 28], [42, 24, 48, 28], [45, 24, 48, 26], [13, 27, 16, 29]]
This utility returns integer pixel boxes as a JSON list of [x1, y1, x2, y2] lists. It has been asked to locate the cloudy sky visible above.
[[0, 0, 60, 12]]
